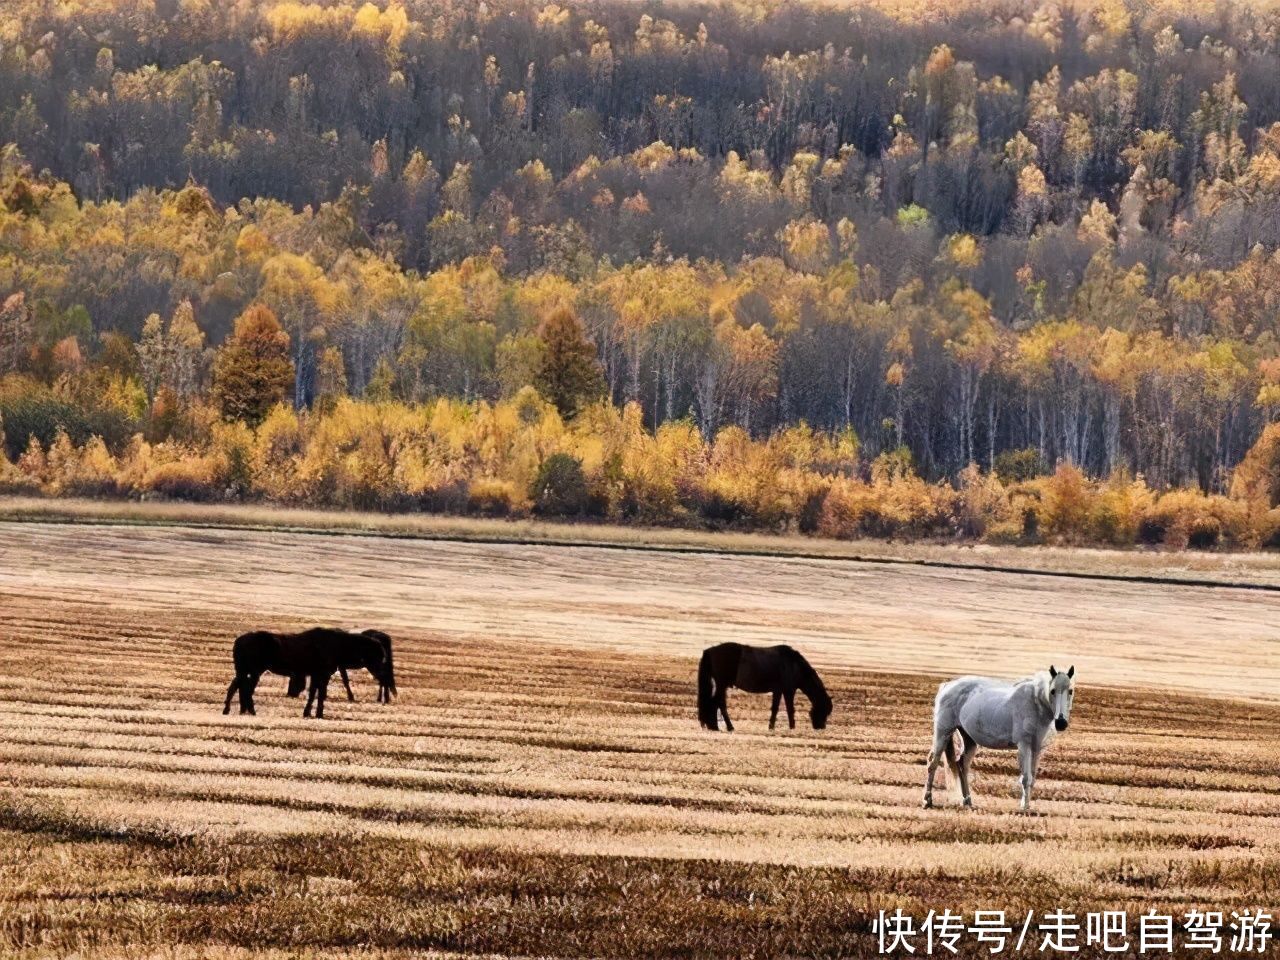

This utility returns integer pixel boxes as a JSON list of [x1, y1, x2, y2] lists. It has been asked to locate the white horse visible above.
[[923, 665, 1076, 812]]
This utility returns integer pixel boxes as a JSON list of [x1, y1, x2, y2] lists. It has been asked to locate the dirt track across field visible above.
[[3, 521, 1279, 957]]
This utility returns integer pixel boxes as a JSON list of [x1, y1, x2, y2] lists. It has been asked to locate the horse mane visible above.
[[777, 645, 805, 669], [783, 647, 830, 704], [1018, 671, 1053, 707]]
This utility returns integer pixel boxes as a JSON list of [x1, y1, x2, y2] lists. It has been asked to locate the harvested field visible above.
[[2, 521, 1279, 958]]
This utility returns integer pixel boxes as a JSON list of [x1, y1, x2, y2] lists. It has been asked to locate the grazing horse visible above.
[[285, 628, 396, 704], [923, 665, 1076, 812], [223, 627, 394, 719], [697, 643, 832, 732]]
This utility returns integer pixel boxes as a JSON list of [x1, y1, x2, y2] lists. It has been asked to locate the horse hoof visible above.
[[922, 797, 933, 810]]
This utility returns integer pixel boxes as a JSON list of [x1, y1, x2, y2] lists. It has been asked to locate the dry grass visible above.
[[2, 521, 1280, 958], [5, 495, 1280, 587]]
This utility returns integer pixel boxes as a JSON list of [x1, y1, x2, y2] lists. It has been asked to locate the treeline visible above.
[[3, 151, 1280, 489], [1, 0, 1280, 508], [6, 391, 1280, 551]]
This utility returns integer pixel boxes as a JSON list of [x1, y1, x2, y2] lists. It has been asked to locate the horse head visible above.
[[361, 630, 396, 701], [1047, 664, 1075, 731], [809, 691, 833, 730], [794, 653, 832, 730]]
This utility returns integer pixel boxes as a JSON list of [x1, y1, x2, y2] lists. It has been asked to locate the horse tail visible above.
[[943, 732, 963, 801], [697, 650, 718, 730]]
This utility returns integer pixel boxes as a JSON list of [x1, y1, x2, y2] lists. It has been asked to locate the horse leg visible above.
[[784, 689, 796, 729], [315, 676, 329, 719], [957, 729, 978, 809], [241, 672, 261, 715], [304, 678, 318, 718], [718, 690, 734, 732], [340, 666, 355, 702], [223, 677, 239, 715], [923, 729, 952, 809], [769, 691, 781, 730], [1018, 742, 1036, 812]]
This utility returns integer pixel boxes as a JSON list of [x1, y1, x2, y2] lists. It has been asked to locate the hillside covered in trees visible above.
[[3, 0, 1280, 546]]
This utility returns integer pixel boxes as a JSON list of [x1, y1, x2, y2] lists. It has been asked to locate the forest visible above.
[[3, 0, 1280, 546]]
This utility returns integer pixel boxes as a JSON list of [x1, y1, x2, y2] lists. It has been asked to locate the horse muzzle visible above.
[[1054, 716, 1069, 732]]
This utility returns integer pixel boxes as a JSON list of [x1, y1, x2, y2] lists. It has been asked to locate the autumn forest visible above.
[[3, 0, 1280, 547]]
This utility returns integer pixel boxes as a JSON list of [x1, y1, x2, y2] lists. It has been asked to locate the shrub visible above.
[[602, 415, 700, 523], [16, 434, 46, 481], [984, 518, 1027, 545], [419, 479, 471, 513], [697, 425, 815, 530], [1141, 489, 1250, 549], [531, 452, 590, 517], [1089, 474, 1155, 546], [819, 472, 954, 540], [253, 404, 303, 500], [0, 377, 137, 459], [1188, 516, 1221, 550], [43, 429, 77, 495], [694, 480, 749, 526], [871, 446, 915, 482], [797, 486, 828, 535], [1020, 504, 1041, 543], [63, 435, 120, 497], [1036, 463, 1093, 542], [341, 434, 398, 510], [142, 457, 218, 500], [770, 423, 859, 476], [0, 453, 39, 494], [955, 464, 1009, 538], [210, 421, 255, 498], [1231, 423, 1280, 508], [1256, 509, 1280, 549], [468, 477, 521, 516], [994, 447, 1045, 484]]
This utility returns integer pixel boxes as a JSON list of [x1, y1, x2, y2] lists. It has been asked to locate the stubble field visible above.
[[2, 519, 1280, 958]]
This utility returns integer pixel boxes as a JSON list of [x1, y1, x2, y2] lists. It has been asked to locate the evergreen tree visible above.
[[533, 307, 604, 418], [211, 305, 294, 426]]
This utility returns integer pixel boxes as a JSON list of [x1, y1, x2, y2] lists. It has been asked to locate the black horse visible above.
[[223, 627, 394, 719], [284, 628, 396, 704], [697, 642, 832, 732]]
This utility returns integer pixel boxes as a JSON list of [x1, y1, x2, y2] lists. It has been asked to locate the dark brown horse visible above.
[[697, 643, 832, 732], [284, 629, 396, 704], [223, 627, 394, 719]]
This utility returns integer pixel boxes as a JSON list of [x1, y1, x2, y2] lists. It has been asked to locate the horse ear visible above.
[[1049, 665, 1057, 677], [1067, 665, 1075, 678]]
